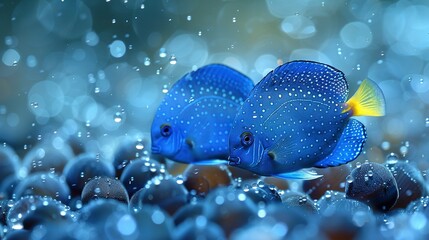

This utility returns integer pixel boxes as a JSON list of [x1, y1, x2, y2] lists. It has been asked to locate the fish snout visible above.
[[228, 156, 241, 166], [151, 146, 161, 154]]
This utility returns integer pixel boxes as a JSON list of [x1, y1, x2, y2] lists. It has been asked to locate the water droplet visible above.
[[425, 118, 429, 127], [94, 87, 100, 93], [186, 15, 192, 21], [356, 64, 361, 70], [346, 175, 354, 183], [159, 48, 167, 58], [30, 102, 39, 108], [385, 153, 399, 165], [381, 141, 390, 150], [169, 55, 177, 65], [356, 162, 361, 168], [112, 19, 116, 24], [368, 170, 373, 177], [144, 57, 151, 66], [136, 142, 144, 150], [114, 112, 122, 123], [198, 31, 202, 36], [140, 4, 145, 9], [232, 17, 236, 23]]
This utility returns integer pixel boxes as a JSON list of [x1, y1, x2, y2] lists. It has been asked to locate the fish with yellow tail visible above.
[[228, 60, 385, 180]]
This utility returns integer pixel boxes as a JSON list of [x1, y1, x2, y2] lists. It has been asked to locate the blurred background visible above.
[[0, 0, 428, 169]]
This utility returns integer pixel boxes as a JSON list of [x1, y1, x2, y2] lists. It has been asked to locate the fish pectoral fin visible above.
[[345, 79, 386, 116], [275, 169, 323, 180], [314, 119, 366, 168], [190, 159, 228, 165]]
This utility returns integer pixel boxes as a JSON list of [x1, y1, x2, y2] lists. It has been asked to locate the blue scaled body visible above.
[[228, 61, 385, 180], [151, 64, 255, 164]]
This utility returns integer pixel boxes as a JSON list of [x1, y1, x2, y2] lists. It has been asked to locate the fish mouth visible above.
[[228, 156, 241, 166], [151, 146, 161, 154]]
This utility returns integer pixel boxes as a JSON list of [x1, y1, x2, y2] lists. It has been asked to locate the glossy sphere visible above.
[[132, 205, 174, 240], [113, 138, 150, 178], [79, 199, 136, 240], [63, 154, 115, 197], [13, 172, 71, 204], [173, 202, 204, 226], [240, 180, 282, 204], [345, 162, 399, 212], [386, 161, 427, 209], [303, 164, 351, 199], [0, 146, 19, 185], [183, 165, 232, 197], [120, 158, 166, 198], [281, 191, 318, 214], [320, 198, 374, 240], [175, 217, 226, 240], [129, 175, 188, 215], [203, 187, 257, 237], [81, 176, 129, 205], [7, 196, 73, 231], [22, 144, 73, 175]]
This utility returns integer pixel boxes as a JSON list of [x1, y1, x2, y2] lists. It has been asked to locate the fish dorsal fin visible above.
[[313, 119, 366, 168], [259, 61, 349, 104], [177, 64, 254, 101], [344, 79, 386, 117]]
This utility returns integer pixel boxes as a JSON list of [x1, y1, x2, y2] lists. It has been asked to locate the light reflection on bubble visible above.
[[2, 49, 20, 66], [164, 34, 208, 67], [340, 21, 372, 49], [281, 15, 316, 39], [28, 81, 65, 118]]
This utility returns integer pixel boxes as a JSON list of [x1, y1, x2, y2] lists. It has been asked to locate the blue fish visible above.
[[228, 61, 385, 179], [151, 64, 255, 164]]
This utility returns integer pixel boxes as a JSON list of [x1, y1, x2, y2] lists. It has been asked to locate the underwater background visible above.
[[0, 0, 429, 239]]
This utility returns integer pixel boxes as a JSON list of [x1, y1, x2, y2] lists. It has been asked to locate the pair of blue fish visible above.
[[151, 61, 385, 179]]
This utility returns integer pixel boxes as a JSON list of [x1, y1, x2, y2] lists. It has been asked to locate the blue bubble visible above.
[[2, 49, 20, 66], [109, 40, 126, 58]]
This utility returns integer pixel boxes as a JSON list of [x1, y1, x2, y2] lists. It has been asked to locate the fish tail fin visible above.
[[343, 79, 386, 117]]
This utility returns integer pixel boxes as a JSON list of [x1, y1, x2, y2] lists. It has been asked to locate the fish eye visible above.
[[160, 124, 172, 137], [240, 132, 254, 147]]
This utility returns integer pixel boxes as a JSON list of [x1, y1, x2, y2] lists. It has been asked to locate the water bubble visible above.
[[85, 31, 99, 46], [30, 102, 39, 109], [26, 55, 37, 68], [356, 162, 361, 168], [340, 21, 372, 49], [385, 153, 399, 165], [426, 118, 429, 127], [232, 17, 236, 23], [2, 49, 20, 66], [140, 4, 145, 9], [109, 40, 126, 58], [136, 142, 144, 150], [187, 15, 192, 21], [94, 87, 100, 93], [112, 18, 116, 24], [381, 141, 390, 150]]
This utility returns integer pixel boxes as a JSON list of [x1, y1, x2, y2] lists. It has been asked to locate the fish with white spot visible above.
[[228, 60, 385, 179], [151, 64, 254, 164]]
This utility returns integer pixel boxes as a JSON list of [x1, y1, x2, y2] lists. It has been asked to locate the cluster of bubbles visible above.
[[1, 0, 429, 238], [0, 137, 429, 239]]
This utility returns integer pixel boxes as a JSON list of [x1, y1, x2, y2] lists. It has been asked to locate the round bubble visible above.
[[26, 55, 37, 68], [28, 81, 65, 118], [84, 31, 99, 46], [281, 15, 316, 39], [2, 49, 20, 66], [37, 0, 93, 39], [254, 54, 277, 76], [109, 40, 126, 58], [340, 21, 372, 49], [289, 48, 331, 64], [71, 95, 100, 122], [164, 33, 208, 67]]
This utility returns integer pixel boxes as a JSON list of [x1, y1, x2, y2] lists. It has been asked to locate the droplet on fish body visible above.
[[385, 153, 399, 165], [169, 55, 177, 65], [346, 175, 354, 183]]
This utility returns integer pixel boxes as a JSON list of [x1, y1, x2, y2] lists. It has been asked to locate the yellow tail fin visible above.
[[344, 79, 386, 117]]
